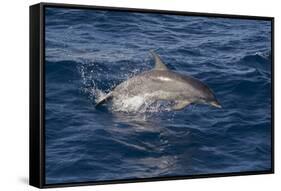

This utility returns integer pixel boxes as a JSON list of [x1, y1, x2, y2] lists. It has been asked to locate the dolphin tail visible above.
[[95, 92, 112, 107]]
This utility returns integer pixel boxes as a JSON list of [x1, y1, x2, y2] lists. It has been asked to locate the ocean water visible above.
[[44, 7, 272, 184]]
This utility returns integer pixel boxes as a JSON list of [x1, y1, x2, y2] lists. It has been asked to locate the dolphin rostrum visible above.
[[96, 51, 221, 110]]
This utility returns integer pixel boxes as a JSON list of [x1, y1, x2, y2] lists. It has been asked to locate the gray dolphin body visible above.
[[96, 51, 221, 110]]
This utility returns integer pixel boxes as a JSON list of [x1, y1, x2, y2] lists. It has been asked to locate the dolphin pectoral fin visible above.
[[95, 92, 112, 107], [172, 100, 191, 110], [149, 50, 169, 71]]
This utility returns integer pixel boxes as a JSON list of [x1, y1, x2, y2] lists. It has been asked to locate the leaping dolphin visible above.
[[96, 51, 221, 110]]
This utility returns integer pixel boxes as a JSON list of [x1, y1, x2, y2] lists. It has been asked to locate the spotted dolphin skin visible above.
[[96, 51, 221, 110]]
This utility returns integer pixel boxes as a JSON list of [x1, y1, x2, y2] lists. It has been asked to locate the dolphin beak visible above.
[[210, 100, 222, 108]]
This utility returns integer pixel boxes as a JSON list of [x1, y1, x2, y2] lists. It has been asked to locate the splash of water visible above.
[[78, 57, 176, 113], [77, 53, 189, 113]]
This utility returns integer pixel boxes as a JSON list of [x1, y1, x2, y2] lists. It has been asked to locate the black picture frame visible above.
[[30, 2, 274, 188]]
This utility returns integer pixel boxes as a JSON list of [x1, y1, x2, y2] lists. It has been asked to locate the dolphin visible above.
[[96, 51, 221, 110]]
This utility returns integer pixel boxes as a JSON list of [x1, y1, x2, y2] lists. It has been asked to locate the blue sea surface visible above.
[[45, 7, 272, 184]]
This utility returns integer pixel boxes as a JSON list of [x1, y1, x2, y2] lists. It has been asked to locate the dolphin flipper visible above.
[[172, 100, 191, 110], [149, 50, 169, 71]]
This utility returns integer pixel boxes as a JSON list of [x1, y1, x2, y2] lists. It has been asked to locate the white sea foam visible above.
[[109, 92, 174, 113]]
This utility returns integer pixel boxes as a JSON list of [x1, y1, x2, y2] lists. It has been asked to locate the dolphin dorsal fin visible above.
[[149, 50, 168, 70]]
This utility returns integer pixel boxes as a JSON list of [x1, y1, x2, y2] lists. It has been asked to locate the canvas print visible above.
[[45, 7, 272, 184]]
